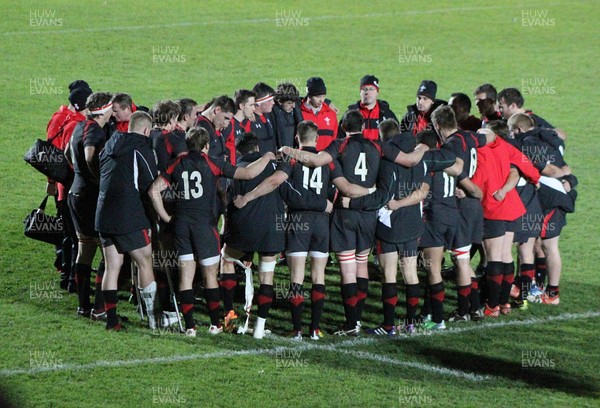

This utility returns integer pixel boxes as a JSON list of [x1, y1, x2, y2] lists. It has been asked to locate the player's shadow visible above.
[[418, 347, 598, 398]]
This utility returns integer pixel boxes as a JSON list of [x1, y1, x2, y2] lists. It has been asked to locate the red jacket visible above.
[[46, 105, 72, 141], [300, 100, 338, 151], [472, 137, 540, 221], [55, 111, 87, 200]]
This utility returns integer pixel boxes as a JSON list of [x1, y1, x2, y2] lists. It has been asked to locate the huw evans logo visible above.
[[275, 10, 309, 27], [152, 46, 187, 63], [521, 10, 555, 27], [30, 10, 63, 27], [30, 78, 63, 95]]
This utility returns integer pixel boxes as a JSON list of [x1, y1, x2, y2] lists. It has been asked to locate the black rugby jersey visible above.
[[70, 119, 106, 195], [161, 150, 236, 223]]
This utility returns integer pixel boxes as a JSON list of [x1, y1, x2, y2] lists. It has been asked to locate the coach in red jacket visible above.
[[342, 75, 398, 141], [300, 77, 338, 150]]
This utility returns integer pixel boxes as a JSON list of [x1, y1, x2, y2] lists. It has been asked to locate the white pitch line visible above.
[[406, 311, 600, 339], [2, 3, 564, 36], [333, 349, 493, 382], [1, 311, 596, 379]]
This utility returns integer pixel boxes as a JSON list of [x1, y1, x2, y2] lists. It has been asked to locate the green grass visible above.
[[1, 1, 599, 407]]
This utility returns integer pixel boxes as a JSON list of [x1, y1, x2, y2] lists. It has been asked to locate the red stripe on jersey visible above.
[[164, 134, 175, 157], [165, 154, 185, 176], [454, 131, 467, 151], [241, 118, 251, 133], [82, 120, 95, 143], [541, 209, 556, 238], [338, 137, 351, 154], [369, 139, 382, 156], [469, 133, 480, 148], [203, 154, 223, 177]]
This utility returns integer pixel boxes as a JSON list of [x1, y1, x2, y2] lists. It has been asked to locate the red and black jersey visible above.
[[300, 101, 338, 150], [422, 158, 458, 227], [325, 134, 381, 190], [284, 146, 332, 212], [161, 151, 236, 224], [70, 119, 106, 195], [224, 152, 291, 253], [150, 128, 188, 173], [221, 117, 251, 165], [96, 132, 158, 235], [195, 115, 227, 162], [350, 150, 428, 243], [400, 100, 447, 136], [443, 129, 487, 182], [250, 113, 277, 154], [343, 99, 398, 141]]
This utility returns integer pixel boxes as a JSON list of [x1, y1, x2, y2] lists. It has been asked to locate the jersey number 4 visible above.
[[354, 152, 368, 182], [302, 166, 323, 194], [181, 170, 203, 199]]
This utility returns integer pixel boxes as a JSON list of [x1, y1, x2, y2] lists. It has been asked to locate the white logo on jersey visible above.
[[324, 117, 330, 126], [255, 123, 262, 129]]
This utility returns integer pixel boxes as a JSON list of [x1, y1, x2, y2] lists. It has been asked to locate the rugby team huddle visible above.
[[44, 75, 576, 339]]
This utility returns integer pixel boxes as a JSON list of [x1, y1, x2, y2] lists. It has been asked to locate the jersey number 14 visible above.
[[302, 166, 323, 194]]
